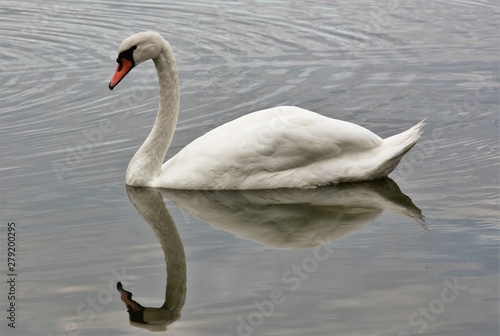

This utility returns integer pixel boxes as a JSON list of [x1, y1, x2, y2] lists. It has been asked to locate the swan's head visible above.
[[109, 31, 165, 90]]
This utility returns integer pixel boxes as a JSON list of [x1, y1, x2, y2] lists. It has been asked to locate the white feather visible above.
[[158, 106, 424, 189]]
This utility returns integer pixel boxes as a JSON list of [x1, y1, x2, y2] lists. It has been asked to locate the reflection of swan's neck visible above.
[[123, 187, 186, 331], [148, 206, 186, 313], [126, 42, 180, 186]]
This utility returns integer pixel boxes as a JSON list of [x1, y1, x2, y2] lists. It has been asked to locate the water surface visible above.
[[1, 1, 498, 335]]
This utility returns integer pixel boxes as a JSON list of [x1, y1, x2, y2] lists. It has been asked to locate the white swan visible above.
[[109, 31, 425, 189]]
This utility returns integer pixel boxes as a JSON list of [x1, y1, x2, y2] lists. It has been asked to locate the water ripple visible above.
[[1, 2, 498, 335]]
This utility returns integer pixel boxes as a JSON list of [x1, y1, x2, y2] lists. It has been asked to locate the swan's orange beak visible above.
[[109, 58, 134, 90]]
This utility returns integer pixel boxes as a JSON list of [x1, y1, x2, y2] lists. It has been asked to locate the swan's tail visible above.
[[384, 119, 426, 150], [375, 119, 426, 177]]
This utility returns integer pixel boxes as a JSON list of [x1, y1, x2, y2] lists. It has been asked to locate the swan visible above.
[[109, 31, 425, 189]]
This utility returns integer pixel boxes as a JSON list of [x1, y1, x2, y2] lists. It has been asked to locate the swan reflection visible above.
[[118, 179, 423, 331], [160, 178, 424, 249], [118, 186, 186, 332]]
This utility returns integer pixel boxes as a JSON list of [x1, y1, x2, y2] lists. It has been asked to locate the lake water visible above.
[[1, 0, 498, 335]]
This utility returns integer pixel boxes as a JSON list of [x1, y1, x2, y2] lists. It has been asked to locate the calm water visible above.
[[1, 1, 499, 335]]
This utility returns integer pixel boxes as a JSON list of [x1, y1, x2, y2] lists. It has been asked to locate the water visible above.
[[1, 0, 498, 335]]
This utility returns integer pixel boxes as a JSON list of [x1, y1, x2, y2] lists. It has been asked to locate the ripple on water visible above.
[[1, 2, 498, 335]]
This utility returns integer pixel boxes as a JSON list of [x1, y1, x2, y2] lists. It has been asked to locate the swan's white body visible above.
[[159, 106, 424, 189], [110, 32, 424, 190]]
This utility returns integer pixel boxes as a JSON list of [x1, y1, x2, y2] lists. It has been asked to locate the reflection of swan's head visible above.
[[117, 282, 181, 332], [110, 31, 167, 89]]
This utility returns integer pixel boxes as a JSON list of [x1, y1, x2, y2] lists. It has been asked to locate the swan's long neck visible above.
[[126, 42, 180, 186]]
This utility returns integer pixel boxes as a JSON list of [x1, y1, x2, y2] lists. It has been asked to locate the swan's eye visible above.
[[116, 45, 138, 68]]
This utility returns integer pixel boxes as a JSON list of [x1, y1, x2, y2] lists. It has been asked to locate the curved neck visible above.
[[126, 42, 180, 186]]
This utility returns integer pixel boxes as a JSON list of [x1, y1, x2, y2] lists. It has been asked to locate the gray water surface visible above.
[[1, 1, 499, 335]]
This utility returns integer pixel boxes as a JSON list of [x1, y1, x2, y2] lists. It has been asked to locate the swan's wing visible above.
[[162, 107, 382, 178], [197, 106, 381, 170]]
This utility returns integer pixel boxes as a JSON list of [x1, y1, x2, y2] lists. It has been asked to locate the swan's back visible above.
[[155, 106, 423, 189]]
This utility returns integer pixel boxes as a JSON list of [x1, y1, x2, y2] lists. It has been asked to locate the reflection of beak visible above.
[[109, 58, 134, 90], [117, 282, 144, 314]]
